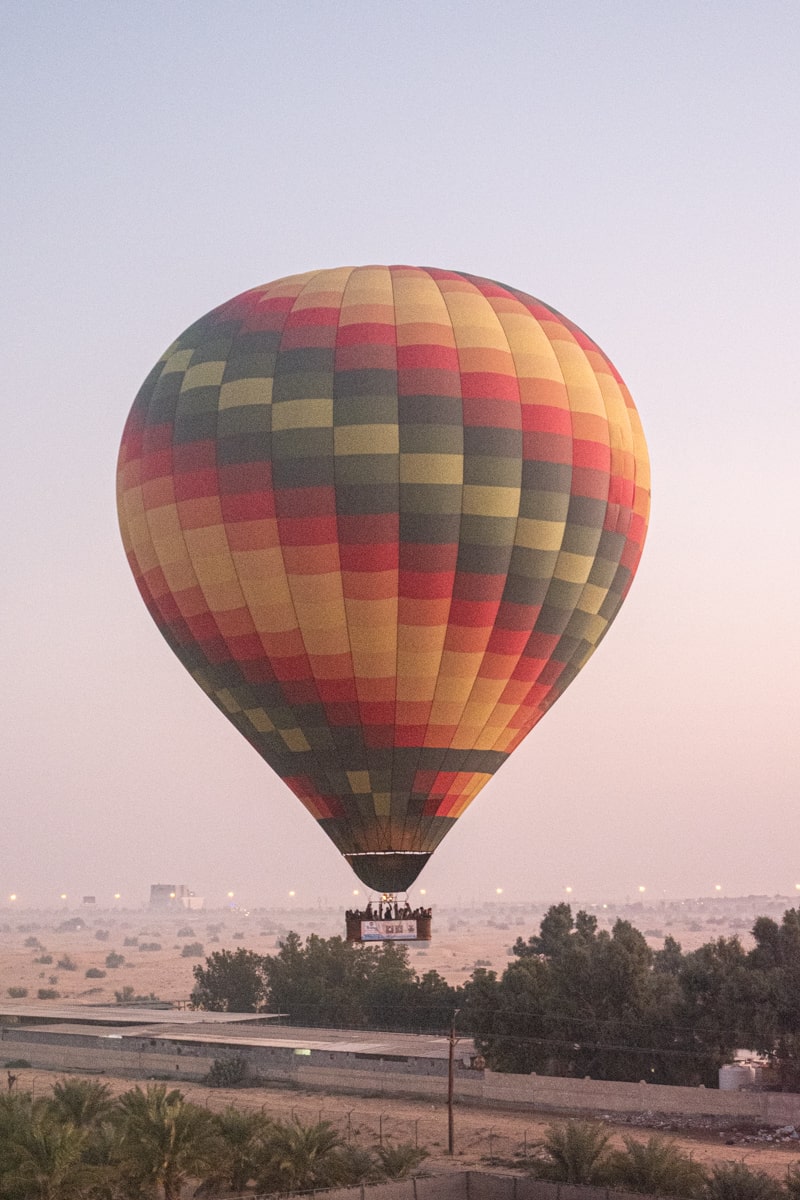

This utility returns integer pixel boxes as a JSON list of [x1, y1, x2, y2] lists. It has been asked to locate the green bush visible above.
[[57, 954, 78, 971], [34, 953, 53, 964], [4, 1058, 31, 1068], [7, 987, 28, 998], [181, 942, 204, 957], [85, 967, 107, 979], [206, 1055, 248, 1087], [37, 988, 60, 1000], [139, 942, 162, 952], [105, 951, 125, 968]]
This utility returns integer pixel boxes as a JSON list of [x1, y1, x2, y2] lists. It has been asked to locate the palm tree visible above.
[[256, 1116, 344, 1194], [375, 1141, 429, 1180], [2, 1116, 92, 1200], [608, 1134, 707, 1197], [534, 1119, 611, 1185], [208, 1105, 272, 1193], [704, 1162, 785, 1200], [49, 1079, 114, 1129], [112, 1084, 218, 1200]]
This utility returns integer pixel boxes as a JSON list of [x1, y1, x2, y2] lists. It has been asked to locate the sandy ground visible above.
[[5, 1065, 800, 1181], [0, 895, 785, 1005]]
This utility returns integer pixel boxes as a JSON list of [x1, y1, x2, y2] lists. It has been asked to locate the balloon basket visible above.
[[345, 902, 432, 943]]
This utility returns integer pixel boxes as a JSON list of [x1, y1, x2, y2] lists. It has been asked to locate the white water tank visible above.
[[719, 1064, 755, 1090]]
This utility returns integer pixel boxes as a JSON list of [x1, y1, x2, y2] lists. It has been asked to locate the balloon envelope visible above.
[[117, 266, 650, 892]]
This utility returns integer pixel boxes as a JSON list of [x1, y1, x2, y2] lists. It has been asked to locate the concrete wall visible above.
[[243, 1176, 688, 1199], [5, 1024, 800, 1125]]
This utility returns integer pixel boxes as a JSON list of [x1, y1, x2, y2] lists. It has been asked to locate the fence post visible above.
[[379, 1111, 384, 1145], [414, 1117, 419, 1148]]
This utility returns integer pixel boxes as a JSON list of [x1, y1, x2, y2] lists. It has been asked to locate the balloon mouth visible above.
[[344, 852, 431, 893]]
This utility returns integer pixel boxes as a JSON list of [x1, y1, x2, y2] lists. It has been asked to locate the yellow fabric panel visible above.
[[245, 599, 297, 635], [338, 265, 395, 316], [272, 397, 333, 430], [182, 522, 229, 558], [392, 270, 457, 339], [161, 347, 194, 375], [181, 360, 226, 391], [347, 771, 372, 794], [514, 518, 565, 552], [279, 728, 311, 752], [300, 623, 352, 656], [161, 559, 198, 593], [459, 346, 516, 374], [396, 674, 439, 702], [190, 553, 241, 590], [216, 688, 242, 714], [232, 541, 284, 580], [553, 551, 595, 585], [219, 376, 273, 409], [400, 454, 462, 485], [548, 336, 607, 418], [202, 579, 249, 613], [245, 708, 275, 734], [290, 267, 354, 309], [335, 424, 399, 455], [490, 309, 569, 390], [288, 572, 342, 604], [374, 793, 391, 817], [461, 485, 520, 518]]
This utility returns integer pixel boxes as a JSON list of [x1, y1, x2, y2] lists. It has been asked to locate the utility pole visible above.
[[447, 1007, 460, 1155]]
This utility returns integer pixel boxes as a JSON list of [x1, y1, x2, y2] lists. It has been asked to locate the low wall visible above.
[[4, 1024, 800, 1125]]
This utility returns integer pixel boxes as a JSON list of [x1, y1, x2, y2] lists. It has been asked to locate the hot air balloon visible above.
[[117, 266, 649, 932]]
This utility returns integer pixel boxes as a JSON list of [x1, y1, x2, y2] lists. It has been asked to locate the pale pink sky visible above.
[[1, 3, 798, 908]]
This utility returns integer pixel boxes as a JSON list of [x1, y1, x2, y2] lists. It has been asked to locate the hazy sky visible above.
[[2, 2, 799, 910]]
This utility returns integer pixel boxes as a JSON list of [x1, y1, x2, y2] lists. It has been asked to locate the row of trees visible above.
[[522, 1119, 796, 1200], [0, 1079, 426, 1199], [191, 905, 800, 1088]]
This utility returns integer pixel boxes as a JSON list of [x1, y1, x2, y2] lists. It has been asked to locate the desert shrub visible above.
[[181, 942, 204, 957], [23, 936, 42, 949], [94, 929, 109, 941], [48, 975, 59, 984], [37, 988, 60, 1000], [139, 942, 162, 952], [57, 954, 78, 971], [114, 985, 160, 1004], [34, 954, 53, 964], [206, 1054, 248, 1087], [177, 926, 194, 938], [123, 936, 138, 946], [7, 987, 28, 998], [233, 931, 245, 939], [105, 951, 125, 968], [4, 1058, 31, 1068], [85, 967, 106, 979]]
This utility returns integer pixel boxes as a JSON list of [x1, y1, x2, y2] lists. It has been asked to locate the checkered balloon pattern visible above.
[[117, 266, 650, 892]]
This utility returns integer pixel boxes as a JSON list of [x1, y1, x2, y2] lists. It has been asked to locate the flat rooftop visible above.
[[0, 1003, 279, 1027], [3, 1012, 473, 1059]]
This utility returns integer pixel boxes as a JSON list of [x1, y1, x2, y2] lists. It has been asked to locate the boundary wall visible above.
[[4, 1025, 800, 1125]]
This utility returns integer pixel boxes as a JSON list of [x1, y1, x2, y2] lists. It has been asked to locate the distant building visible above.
[[82, 896, 96, 905], [149, 884, 204, 910]]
